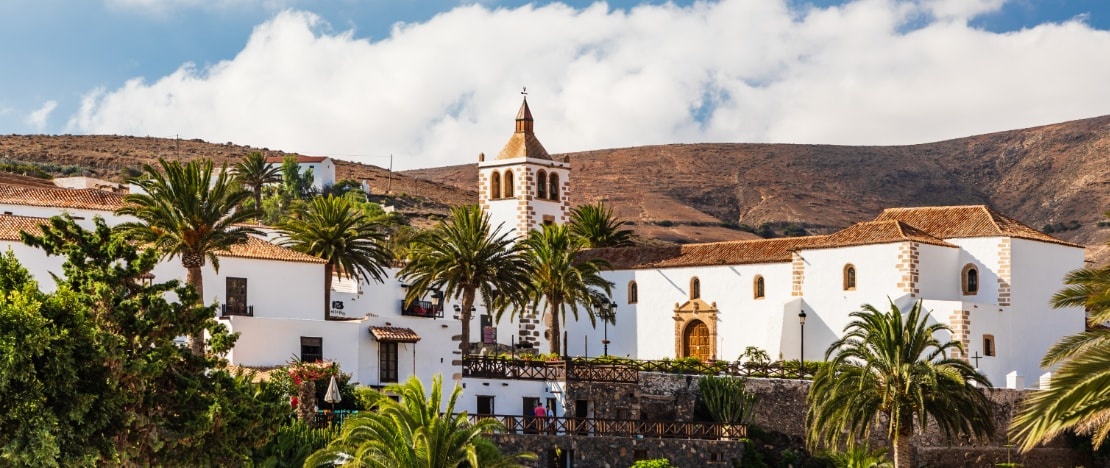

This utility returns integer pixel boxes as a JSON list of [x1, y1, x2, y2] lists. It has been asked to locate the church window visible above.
[[843, 264, 856, 290], [490, 172, 501, 199], [753, 275, 765, 299], [504, 170, 514, 197], [549, 173, 560, 201], [983, 334, 996, 357], [537, 170, 548, 199], [690, 277, 701, 300], [628, 281, 638, 304], [962, 264, 979, 295]]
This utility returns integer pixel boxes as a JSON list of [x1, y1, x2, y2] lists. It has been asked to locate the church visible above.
[[0, 97, 1086, 416]]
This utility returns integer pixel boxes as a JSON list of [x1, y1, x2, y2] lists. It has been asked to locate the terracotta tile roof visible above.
[[874, 205, 1079, 247], [265, 155, 329, 164], [582, 236, 829, 270], [218, 236, 326, 264], [0, 184, 124, 211], [812, 220, 956, 249], [369, 326, 421, 343], [0, 214, 48, 241]]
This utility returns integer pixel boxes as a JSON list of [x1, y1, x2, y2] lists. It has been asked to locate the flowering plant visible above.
[[287, 360, 337, 385]]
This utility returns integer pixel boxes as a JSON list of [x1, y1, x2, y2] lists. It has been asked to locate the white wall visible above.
[[0, 240, 67, 292], [1008, 239, 1085, 386], [0, 205, 131, 230]]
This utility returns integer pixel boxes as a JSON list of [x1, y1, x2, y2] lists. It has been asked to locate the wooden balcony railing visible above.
[[462, 356, 815, 382], [471, 414, 745, 440]]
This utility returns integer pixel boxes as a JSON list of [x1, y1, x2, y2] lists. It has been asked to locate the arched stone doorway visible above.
[[673, 298, 718, 361]]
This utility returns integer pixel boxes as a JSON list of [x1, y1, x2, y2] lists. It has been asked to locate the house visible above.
[[265, 155, 336, 193]]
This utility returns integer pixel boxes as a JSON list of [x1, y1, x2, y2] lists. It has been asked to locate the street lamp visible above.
[[598, 300, 618, 356], [798, 309, 807, 376]]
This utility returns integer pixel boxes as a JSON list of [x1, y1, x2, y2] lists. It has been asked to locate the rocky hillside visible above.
[[405, 115, 1110, 262], [2, 115, 1108, 261]]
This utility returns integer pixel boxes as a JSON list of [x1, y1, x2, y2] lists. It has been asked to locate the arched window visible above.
[[490, 172, 501, 199], [753, 275, 765, 299], [843, 264, 856, 291], [549, 173, 560, 201], [628, 281, 638, 304], [537, 170, 548, 199], [962, 264, 979, 295], [690, 277, 701, 300], [503, 170, 514, 198]]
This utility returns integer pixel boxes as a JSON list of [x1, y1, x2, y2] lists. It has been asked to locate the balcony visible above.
[[400, 300, 443, 319], [221, 304, 254, 317]]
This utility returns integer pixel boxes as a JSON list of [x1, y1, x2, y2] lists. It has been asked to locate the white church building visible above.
[[0, 97, 1087, 416]]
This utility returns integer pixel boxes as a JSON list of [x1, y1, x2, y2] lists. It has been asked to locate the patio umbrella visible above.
[[324, 375, 342, 411]]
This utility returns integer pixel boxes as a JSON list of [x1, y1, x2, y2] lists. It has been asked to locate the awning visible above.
[[369, 326, 421, 343]]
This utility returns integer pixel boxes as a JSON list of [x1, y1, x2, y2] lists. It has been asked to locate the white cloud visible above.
[[26, 100, 58, 131], [70, 1, 1110, 170]]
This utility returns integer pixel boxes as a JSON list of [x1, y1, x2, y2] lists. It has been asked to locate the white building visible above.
[[265, 155, 336, 193]]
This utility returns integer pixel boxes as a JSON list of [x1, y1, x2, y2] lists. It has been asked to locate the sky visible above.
[[2, 0, 1109, 170]]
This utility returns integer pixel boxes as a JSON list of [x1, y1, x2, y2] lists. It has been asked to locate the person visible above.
[[533, 402, 546, 433]]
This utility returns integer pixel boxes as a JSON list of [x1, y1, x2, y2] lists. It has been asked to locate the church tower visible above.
[[478, 95, 570, 241]]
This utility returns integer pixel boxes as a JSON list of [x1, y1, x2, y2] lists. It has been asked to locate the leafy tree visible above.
[[1010, 262, 1110, 450], [281, 155, 315, 199], [115, 158, 260, 354], [1, 216, 285, 465], [232, 151, 282, 211], [569, 201, 634, 248], [522, 224, 613, 355], [277, 195, 392, 319], [806, 299, 993, 468], [399, 205, 530, 354], [306, 375, 533, 467]]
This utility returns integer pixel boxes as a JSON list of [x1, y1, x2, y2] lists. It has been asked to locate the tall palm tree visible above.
[[399, 205, 529, 355], [806, 300, 993, 468], [305, 375, 533, 467], [277, 195, 392, 320], [115, 158, 261, 355], [231, 151, 281, 212], [522, 224, 613, 355], [1010, 264, 1110, 451], [568, 202, 634, 248]]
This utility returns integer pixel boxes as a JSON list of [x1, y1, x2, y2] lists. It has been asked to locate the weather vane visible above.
[[521, 86, 527, 96]]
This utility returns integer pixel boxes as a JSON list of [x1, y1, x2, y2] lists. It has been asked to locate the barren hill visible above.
[[404, 115, 1110, 261]]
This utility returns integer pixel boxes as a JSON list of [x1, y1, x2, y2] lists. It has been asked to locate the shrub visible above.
[[631, 458, 673, 468], [697, 375, 758, 425]]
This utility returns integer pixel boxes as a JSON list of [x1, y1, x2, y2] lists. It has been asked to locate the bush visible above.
[[697, 375, 758, 425], [631, 459, 673, 468]]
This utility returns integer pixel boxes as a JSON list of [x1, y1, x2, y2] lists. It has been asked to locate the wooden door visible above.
[[683, 320, 710, 361]]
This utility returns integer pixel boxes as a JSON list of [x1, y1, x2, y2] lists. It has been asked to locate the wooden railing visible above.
[[462, 356, 815, 383], [471, 414, 745, 440]]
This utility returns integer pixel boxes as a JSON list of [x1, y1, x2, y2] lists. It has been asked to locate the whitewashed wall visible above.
[[0, 205, 131, 230]]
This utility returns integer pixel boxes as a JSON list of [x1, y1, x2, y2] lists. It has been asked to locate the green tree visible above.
[[1010, 264, 1110, 451], [821, 444, 893, 468], [281, 155, 315, 199], [115, 158, 260, 355], [232, 151, 282, 212], [306, 375, 532, 467], [522, 224, 613, 355], [277, 195, 392, 320], [1, 216, 285, 465], [399, 205, 529, 354], [806, 300, 993, 468], [568, 201, 634, 248]]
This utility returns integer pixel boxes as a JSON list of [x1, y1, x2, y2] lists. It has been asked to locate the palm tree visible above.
[[305, 375, 533, 467], [806, 299, 993, 468], [1010, 265, 1110, 451], [231, 151, 281, 212], [522, 224, 613, 355], [568, 202, 634, 248], [115, 158, 260, 355], [399, 205, 529, 354], [277, 195, 392, 320]]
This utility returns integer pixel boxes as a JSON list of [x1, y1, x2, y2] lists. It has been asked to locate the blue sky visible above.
[[2, 0, 1109, 169]]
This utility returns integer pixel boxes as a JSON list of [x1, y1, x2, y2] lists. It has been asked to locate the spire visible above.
[[515, 88, 534, 133]]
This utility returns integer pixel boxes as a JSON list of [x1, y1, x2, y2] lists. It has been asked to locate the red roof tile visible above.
[[583, 236, 829, 270], [369, 326, 421, 343], [812, 220, 956, 249], [874, 205, 1078, 247], [0, 184, 124, 211], [218, 236, 326, 264], [0, 214, 47, 241]]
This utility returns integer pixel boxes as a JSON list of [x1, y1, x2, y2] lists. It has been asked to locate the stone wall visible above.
[[489, 433, 745, 468]]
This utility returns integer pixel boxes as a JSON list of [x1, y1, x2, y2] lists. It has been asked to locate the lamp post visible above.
[[798, 309, 807, 376], [598, 301, 618, 356]]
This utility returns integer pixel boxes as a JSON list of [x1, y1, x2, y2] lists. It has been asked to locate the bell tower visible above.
[[478, 94, 570, 241]]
